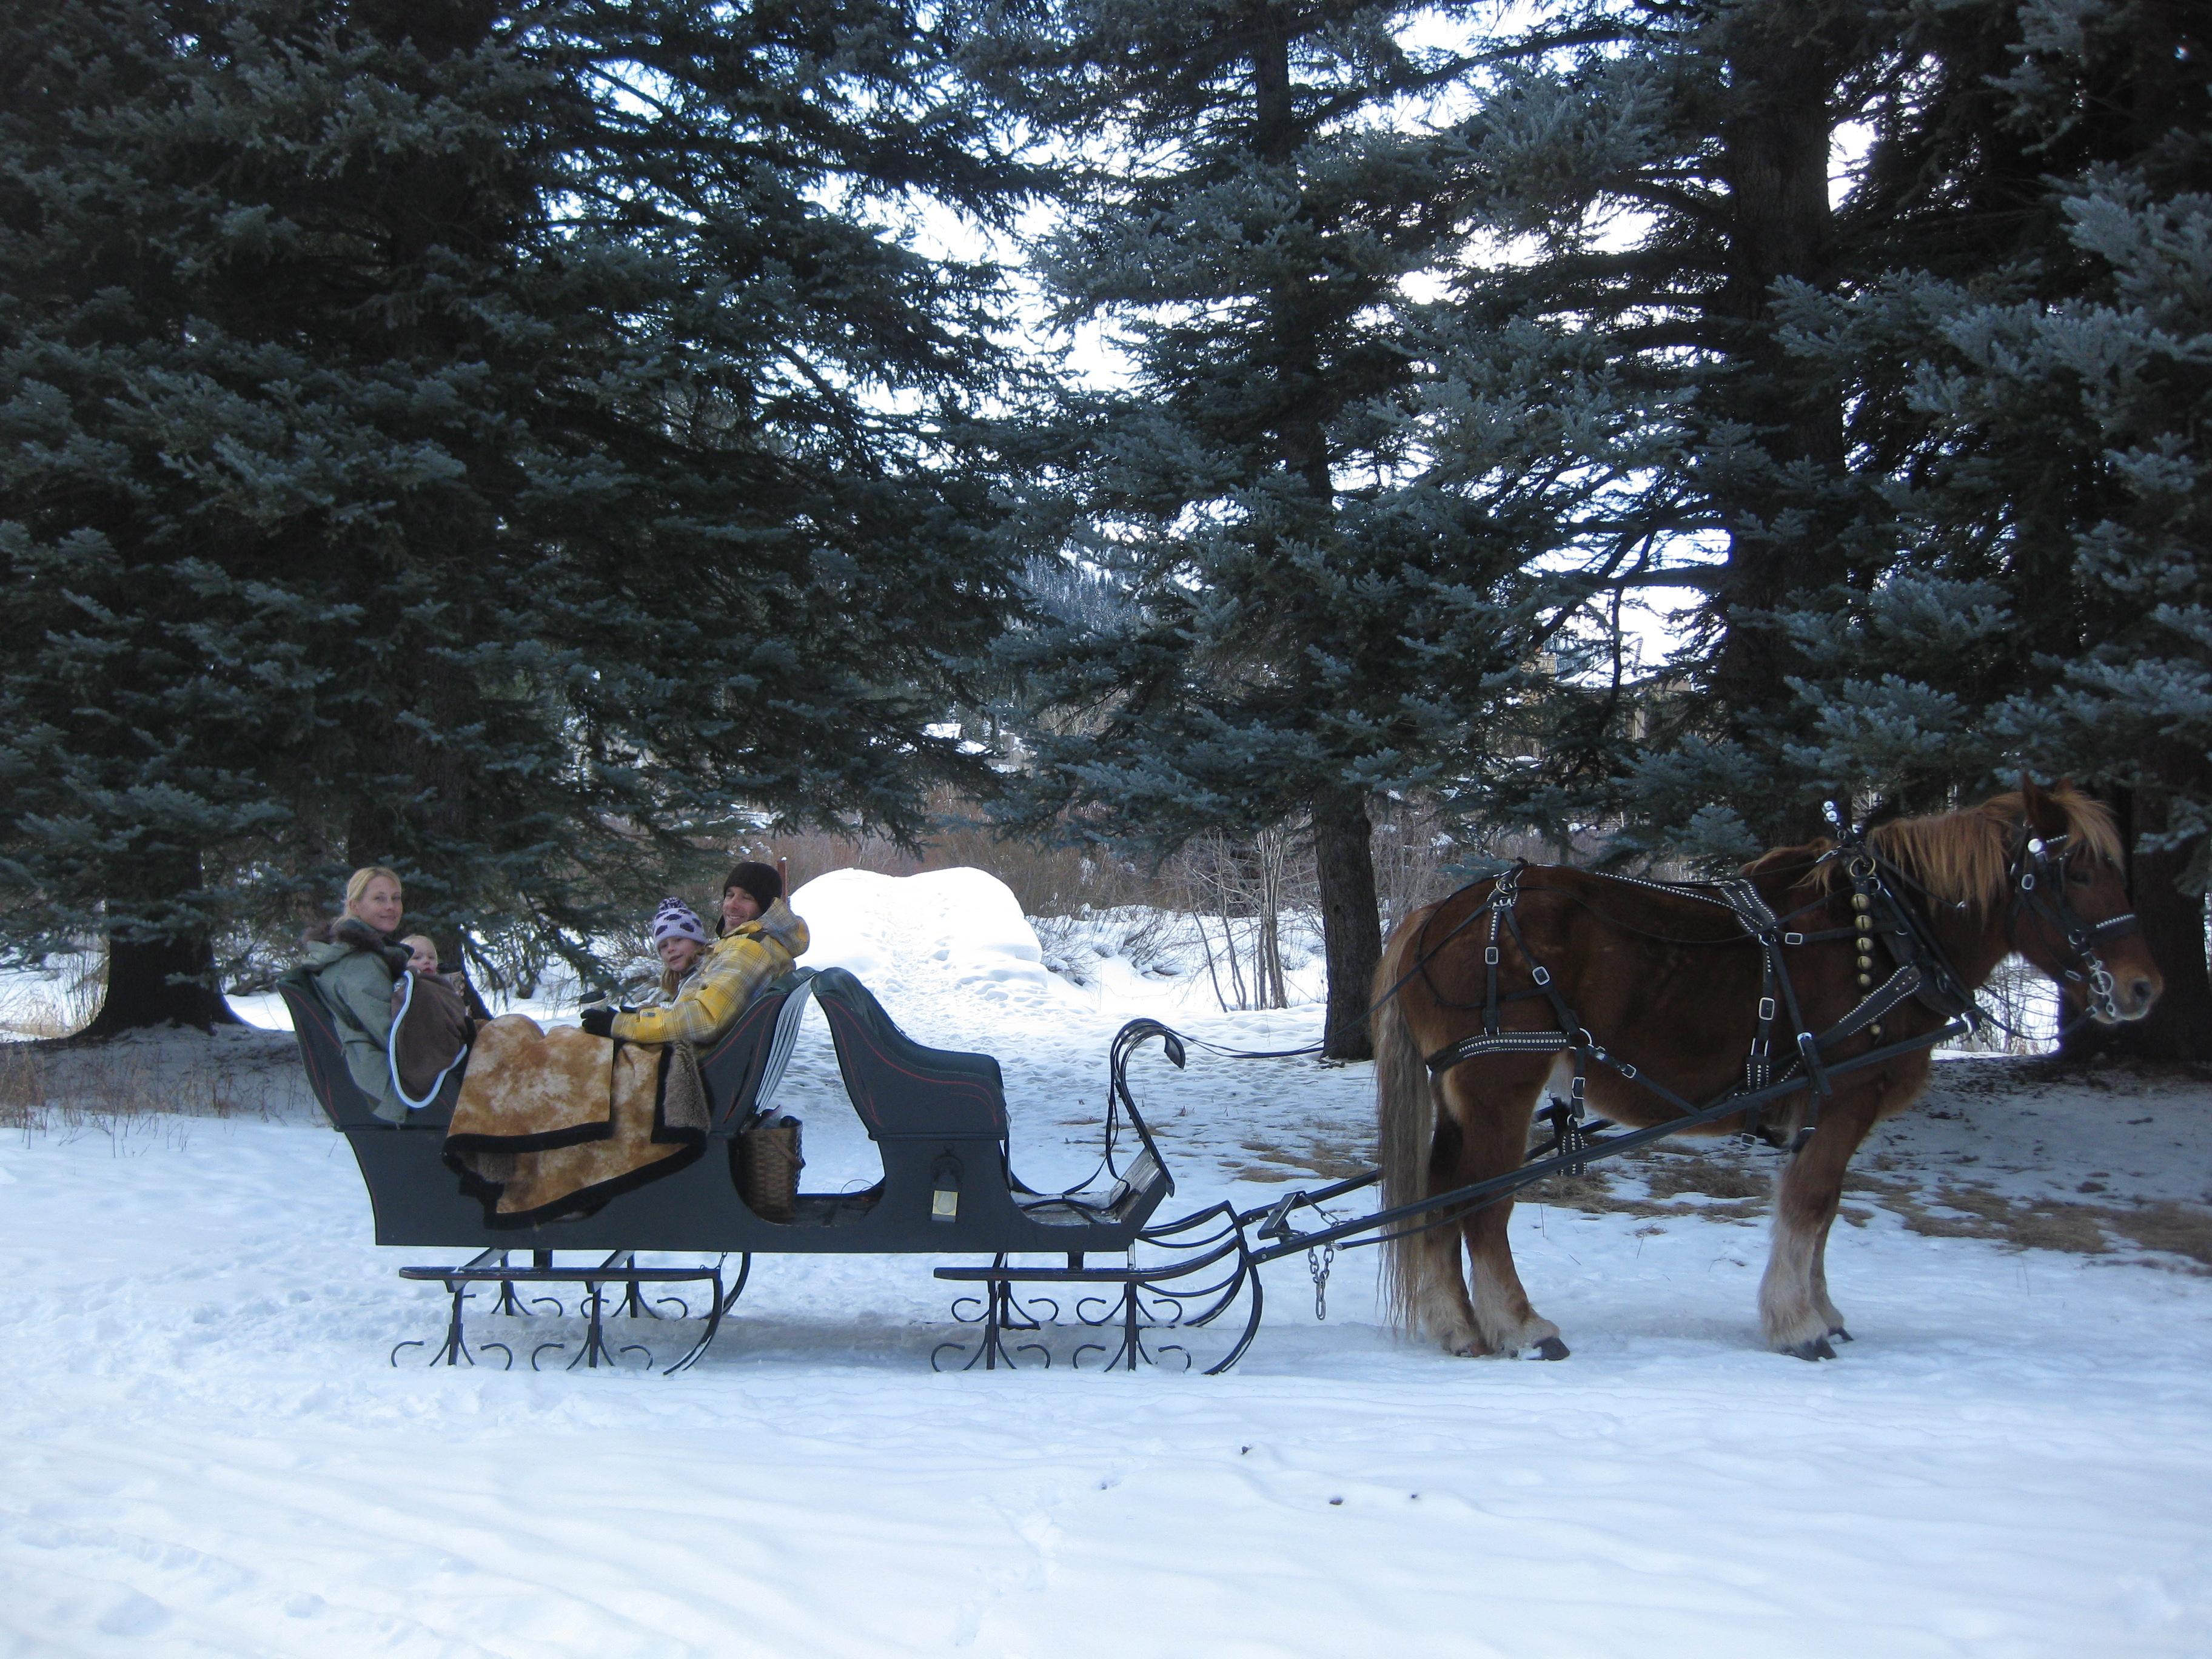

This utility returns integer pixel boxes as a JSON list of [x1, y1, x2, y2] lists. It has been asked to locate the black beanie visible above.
[[723, 860, 782, 913]]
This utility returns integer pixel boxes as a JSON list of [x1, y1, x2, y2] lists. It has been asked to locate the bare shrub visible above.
[[1369, 796, 1464, 933], [0, 1034, 309, 1135], [1162, 829, 1304, 1010], [1948, 954, 2057, 1054], [0, 948, 107, 1041]]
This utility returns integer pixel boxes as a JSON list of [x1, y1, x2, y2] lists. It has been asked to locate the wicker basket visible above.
[[738, 1115, 805, 1223]]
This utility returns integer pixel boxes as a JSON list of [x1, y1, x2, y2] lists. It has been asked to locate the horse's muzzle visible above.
[[2089, 972, 2162, 1025], [2112, 974, 2160, 1022]]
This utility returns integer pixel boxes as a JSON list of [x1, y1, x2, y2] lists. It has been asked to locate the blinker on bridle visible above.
[[2006, 828, 2142, 1025]]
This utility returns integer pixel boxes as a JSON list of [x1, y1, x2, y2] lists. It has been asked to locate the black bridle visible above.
[[2000, 827, 2143, 1031]]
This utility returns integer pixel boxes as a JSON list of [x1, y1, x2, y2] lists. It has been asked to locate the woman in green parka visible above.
[[301, 865, 415, 1124]]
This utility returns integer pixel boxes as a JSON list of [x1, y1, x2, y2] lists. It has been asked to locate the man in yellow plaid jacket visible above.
[[580, 863, 808, 1048]]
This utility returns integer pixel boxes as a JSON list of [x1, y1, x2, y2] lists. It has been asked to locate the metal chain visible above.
[[1306, 1242, 1336, 1320]]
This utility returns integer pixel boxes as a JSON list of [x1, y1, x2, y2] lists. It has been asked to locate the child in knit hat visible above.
[[642, 897, 712, 1006]]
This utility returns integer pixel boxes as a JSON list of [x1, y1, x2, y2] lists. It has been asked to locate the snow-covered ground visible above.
[[2, 869, 2209, 1657]]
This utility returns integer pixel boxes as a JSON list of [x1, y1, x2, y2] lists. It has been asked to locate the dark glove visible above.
[[578, 1005, 617, 1039]]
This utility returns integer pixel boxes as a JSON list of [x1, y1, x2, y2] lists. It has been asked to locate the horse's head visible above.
[[2008, 779, 2162, 1026]]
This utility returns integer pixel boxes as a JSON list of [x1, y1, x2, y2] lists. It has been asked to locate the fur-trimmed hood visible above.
[[301, 916, 411, 976]]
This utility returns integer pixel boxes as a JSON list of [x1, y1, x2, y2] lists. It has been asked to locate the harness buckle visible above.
[[1757, 996, 1775, 1023], [1783, 932, 1805, 945], [1484, 945, 1499, 966], [1531, 965, 1550, 987]]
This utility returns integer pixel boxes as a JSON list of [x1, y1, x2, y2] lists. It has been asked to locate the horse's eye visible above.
[[2067, 866, 2094, 886]]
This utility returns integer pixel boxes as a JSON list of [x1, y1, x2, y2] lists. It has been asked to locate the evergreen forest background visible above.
[[2, 0, 2205, 1061]]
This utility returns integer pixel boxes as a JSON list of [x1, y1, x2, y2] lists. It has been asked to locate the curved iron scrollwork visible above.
[[932, 1205, 1265, 1376], [390, 1287, 515, 1370], [931, 1256, 1057, 1370], [395, 1250, 744, 1376]]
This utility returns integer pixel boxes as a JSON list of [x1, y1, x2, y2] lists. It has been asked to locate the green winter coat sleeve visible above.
[[307, 945, 408, 1123]]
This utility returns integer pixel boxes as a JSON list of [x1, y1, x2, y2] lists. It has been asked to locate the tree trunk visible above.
[[82, 929, 239, 1036], [79, 851, 238, 1036], [1313, 788, 1382, 1061], [2061, 825, 2211, 1065], [1708, 5, 1849, 846]]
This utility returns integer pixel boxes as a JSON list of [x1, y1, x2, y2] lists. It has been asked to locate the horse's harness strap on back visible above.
[[1416, 802, 2148, 1173], [1418, 824, 1997, 1153], [1309, 802, 2150, 1260]]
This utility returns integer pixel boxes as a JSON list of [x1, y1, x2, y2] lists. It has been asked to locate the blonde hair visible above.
[[401, 933, 438, 959], [344, 865, 403, 911]]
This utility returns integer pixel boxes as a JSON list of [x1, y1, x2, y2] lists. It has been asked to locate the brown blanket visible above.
[[443, 1016, 709, 1224]]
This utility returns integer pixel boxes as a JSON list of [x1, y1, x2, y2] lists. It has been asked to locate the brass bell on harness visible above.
[[1851, 893, 1870, 913], [1858, 972, 1874, 990], [1854, 913, 1873, 933]]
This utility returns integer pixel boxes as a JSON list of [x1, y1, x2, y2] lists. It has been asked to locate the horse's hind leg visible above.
[[1761, 1092, 1878, 1358], [1445, 1064, 1564, 1359], [1412, 1110, 1486, 1354]]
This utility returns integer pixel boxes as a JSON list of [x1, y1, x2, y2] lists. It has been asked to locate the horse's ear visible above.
[[2018, 773, 2064, 835]]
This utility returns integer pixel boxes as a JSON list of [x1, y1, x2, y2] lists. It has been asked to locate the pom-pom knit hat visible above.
[[651, 897, 710, 947]]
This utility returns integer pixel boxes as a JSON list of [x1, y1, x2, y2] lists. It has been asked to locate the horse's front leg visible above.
[[1810, 1218, 1848, 1343], [1444, 1067, 1564, 1359], [1761, 1091, 1877, 1358]]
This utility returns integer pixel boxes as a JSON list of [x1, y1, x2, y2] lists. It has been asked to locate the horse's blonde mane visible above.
[[1752, 786, 2122, 913]]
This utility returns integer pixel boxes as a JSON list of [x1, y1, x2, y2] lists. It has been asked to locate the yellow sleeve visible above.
[[612, 934, 779, 1046]]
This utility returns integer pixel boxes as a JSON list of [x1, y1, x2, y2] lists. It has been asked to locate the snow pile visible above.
[[791, 866, 1073, 1021]]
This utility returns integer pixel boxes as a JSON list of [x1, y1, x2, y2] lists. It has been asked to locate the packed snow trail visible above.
[[2, 869, 2208, 1657]]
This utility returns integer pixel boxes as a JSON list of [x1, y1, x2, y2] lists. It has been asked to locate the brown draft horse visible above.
[[1373, 782, 2163, 1361]]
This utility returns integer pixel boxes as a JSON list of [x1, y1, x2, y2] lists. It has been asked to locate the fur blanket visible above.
[[443, 1017, 708, 1224]]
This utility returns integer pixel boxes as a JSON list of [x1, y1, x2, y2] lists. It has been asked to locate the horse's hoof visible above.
[[1530, 1336, 1570, 1361], [1786, 1336, 1838, 1361], [1447, 1344, 1481, 1359], [1828, 1326, 1853, 1342]]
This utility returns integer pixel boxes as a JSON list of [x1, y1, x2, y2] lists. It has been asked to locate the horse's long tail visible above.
[[1375, 925, 1435, 1334]]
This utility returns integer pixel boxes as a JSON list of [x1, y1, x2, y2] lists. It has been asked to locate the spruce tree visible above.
[[1771, 0, 2212, 1056], [979, 0, 1561, 1057], [0, 0, 1021, 1027], [1393, 0, 1908, 864]]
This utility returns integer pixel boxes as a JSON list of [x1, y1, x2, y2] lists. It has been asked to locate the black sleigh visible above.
[[280, 966, 1255, 1373]]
